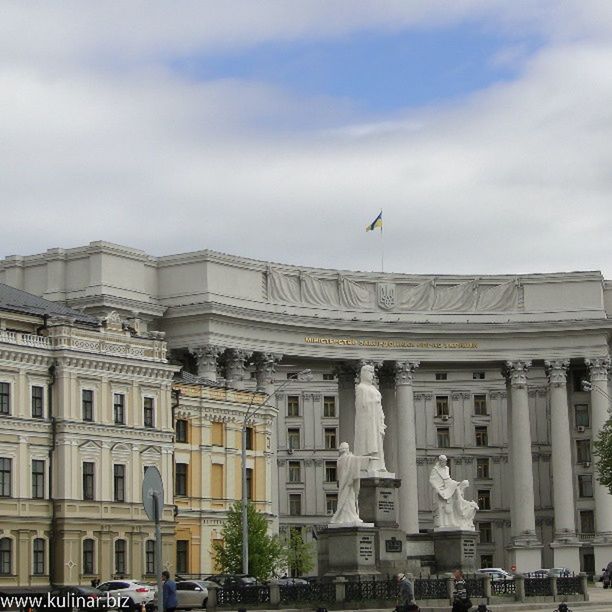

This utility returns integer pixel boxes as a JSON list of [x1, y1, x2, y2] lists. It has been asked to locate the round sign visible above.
[[142, 466, 164, 522], [511, 564, 517, 572]]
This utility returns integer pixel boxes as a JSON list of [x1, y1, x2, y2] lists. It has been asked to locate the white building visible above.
[[1, 241, 611, 575]]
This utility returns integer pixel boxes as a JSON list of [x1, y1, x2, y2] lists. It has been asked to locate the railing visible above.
[[344, 578, 399, 602], [525, 577, 553, 597], [414, 576, 449, 600], [491, 578, 516, 596], [216, 585, 270, 607], [279, 582, 335, 605], [0, 330, 51, 348], [557, 576, 583, 596]]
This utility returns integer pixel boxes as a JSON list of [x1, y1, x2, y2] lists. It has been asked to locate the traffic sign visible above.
[[142, 466, 164, 522]]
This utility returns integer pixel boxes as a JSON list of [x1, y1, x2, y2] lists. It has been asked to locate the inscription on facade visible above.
[[359, 535, 374, 563], [462, 538, 476, 560], [377, 489, 395, 517], [304, 337, 478, 349], [385, 537, 403, 553]]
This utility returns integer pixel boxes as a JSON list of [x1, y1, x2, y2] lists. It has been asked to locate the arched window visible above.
[[0, 538, 12, 575], [33, 538, 45, 575], [145, 540, 155, 575], [114, 539, 126, 576], [83, 539, 95, 575]]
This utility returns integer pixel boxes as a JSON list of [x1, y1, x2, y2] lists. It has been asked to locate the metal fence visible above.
[[491, 578, 516, 596], [557, 576, 583, 596], [414, 576, 449, 599], [525, 577, 554, 597], [344, 578, 399, 602], [279, 582, 336, 605], [216, 585, 271, 607]]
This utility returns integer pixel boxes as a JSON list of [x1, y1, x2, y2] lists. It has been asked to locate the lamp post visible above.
[[241, 369, 311, 575], [582, 379, 611, 402]]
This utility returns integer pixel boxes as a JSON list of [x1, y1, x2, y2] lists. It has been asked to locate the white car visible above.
[[97, 580, 156, 609], [476, 568, 514, 581], [150, 581, 209, 610]]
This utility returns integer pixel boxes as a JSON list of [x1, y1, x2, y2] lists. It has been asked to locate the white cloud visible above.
[[1, 2, 612, 276]]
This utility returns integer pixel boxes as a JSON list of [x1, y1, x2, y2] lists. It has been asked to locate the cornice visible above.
[[55, 420, 175, 442]]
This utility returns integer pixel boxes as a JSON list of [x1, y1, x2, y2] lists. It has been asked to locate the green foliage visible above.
[[285, 528, 315, 577], [212, 501, 285, 581], [593, 418, 612, 494]]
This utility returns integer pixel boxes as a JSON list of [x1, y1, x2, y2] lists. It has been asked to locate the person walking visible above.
[[451, 569, 472, 612], [162, 570, 177, 612], [395, 573, 418, 611]]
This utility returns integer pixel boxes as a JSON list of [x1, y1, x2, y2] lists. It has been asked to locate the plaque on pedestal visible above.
[[317, 525, 380, 578], [433, 530, 480, 573], [358, 476, 401, 527]]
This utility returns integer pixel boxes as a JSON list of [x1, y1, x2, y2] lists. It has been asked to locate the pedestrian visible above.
[[395, 573, 419, 611], [602, 561, 612, 588], [162, 570, 177, 612], [451, 570, 472, 612]]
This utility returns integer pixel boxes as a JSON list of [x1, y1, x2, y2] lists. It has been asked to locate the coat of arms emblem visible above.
[[377, 283, 396, 310]]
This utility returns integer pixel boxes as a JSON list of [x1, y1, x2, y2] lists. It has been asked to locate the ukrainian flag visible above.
[[366, 211, 383, 231]]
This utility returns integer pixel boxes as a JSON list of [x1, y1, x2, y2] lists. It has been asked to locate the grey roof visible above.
[[0, 283, 99, 326], [174, 370, 225, 388]]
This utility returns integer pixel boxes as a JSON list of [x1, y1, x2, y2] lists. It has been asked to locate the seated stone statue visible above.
[[330, 442, 370, 525], [454, 480, 479, 531]]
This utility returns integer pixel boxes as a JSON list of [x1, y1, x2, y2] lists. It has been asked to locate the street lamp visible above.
[[582, 379, 611, 401], [241, 369, 311, 575]]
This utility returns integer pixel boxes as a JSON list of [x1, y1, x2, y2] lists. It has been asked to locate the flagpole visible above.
[[380, 209, 384, 272]]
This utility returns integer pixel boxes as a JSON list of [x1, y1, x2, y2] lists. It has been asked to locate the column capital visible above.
[[334, 361, 360, 388], [394, 361, 420, 386], [503, 360, 532, 388], [190, 344, 224, 380], [255, 352, 283, 390], [545, 359, 570, 388], [585, 357, 611, 382]]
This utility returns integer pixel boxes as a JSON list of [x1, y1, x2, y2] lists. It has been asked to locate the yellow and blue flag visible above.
[[366, 211, 383, 232]]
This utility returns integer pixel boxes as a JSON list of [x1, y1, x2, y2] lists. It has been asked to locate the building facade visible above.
[[1, 241, 612, 575]]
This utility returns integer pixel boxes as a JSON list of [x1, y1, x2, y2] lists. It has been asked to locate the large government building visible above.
[[1, 241, 612, 580]]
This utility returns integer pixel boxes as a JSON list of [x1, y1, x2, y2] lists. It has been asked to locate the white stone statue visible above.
[[429, 455, 477, 531], [354, 364, 387, 473], [329, 442, 370, 526]]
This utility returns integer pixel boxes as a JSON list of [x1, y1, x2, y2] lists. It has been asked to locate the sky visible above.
[[1, 1, 611, 276]]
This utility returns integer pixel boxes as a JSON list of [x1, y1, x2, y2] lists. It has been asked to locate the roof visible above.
[[174, 370, 225, 388], [0, 283, 99, 326]]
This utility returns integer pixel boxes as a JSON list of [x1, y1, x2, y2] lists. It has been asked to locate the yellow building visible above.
[[173, 373, 275, 576]]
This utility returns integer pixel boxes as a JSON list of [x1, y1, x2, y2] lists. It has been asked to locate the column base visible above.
[[550, 539, 581, 573], [593, 536, 612, 577], [507, 536, 543, 573]]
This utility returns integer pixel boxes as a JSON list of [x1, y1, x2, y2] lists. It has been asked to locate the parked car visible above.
[[39, 586, 108, 612], [549, 567, 573, 577], [206, 574, 258, 588], [96, 580, 156, 609], [524, 568, 550, 578], [274, 577, 309, 586], [476, 568, 514, 581], [149, 580, 208, 610]]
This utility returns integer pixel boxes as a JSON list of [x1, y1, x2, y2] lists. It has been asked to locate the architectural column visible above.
[[255, 352, 283, 533], [379, 366, 397, 474], [225, 349, 251, 390], [585, 357, 612, 571], [395, 360, 420, 535], [336, 362, 359, 449], [504, 360, 542, 572], [191, 345, 223, 381], [545, 360, 581, 572]]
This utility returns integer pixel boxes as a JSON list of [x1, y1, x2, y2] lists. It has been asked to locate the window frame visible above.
[[176, 540, 188, 574], [145, 540, 155, 575], [287, 428, 300, 450], [288, 461, 302, 483], [323, 396, 336, 418], [175, 419, 188, 443], [83, 461, 95, 501], [143, 397, 155, 428], [474, 394, 488, 416], [32, 459, 45, 499], [0, 457, 12, 498], [113, 464, 126, 502], [326, 493, 338, 515], [435, 396, 449, 417], [437, 427, 450, 448], [575, 404, 590, 428], [287, 395, 300, 417], [578, 474, 593, 498], [83, 539, 95, 575], [114, 539, 127, 576], [324, 460, 337, 483], [82, 389, 94, 422], [288, 493, 302, 516], [475, 426, 489, 447], [32, 538, 45, 576], [476, 457, 490, 479], [0, 537, 12, 576], [113, 393, 126, 425], [324, 427, 337, 450], [477, 489, 491, 510], [0, 382, 10, 416], [175, 463, 188, 497], [31, 385, 44, 419]]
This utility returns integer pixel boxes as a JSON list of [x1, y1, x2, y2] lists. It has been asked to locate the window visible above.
[[323, 396, 336, 418], [287, 395, 300, 417], [245, 426, 254, 450], [0, 538, 11, 575], [145, 540, 155, 575], [114, 539, 126, 576], [250, 371, 257, 379], [478, 490, 491, 510], [437, 428, 450, 448], [436, 396, 449, 417], [323, 373, 335, 381], [33, 538, 45, 575], [83, 462, 95, 500], [576, 440, 592, 463], [289, 494, 302, 516], [475, 427, 488, 447], [32, 459, 45, 499], [83, 539, 95, 575], [288, 461, 301, 483], [175, 463, 188, 496], [579, 474, 593, 498], [573, 368, 588, 393], [325, 461, 337, 483], [212, 422, 224, 446], [0, 458, 12, 497], [479, 522, 492, 543], [113, 393, 125, 425], [580, 510, 595, 534], [113, 465, 126, 502], [0, 382, 9, 415], [82, 389, 93, 422], [143, 397, 154, 428], [575, 405, 590, 428], [287, 428, 300, 450], [480, 554, 493, 569], [474, 394, 487, 416], [246, 467, 254, 501], [473, 372, 485, 380], [324, 428, 337, 450], [287, 372, 299, 380], [435, 372, 447, 381], [31, 386, 44, 418], [176, 419, 188, 443], [211, 464, 224, 499], [326, 494, 338, 515], [176, 541, 188, 574], [476, 458, 490, 479]]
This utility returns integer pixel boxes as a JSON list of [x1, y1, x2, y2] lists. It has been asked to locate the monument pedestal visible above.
[[318, 525, 379, 578], [433, 530, 479, 573], [506, 535, 543, 573]]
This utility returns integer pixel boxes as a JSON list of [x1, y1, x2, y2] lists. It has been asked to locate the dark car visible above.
[[206, 574, 258, 588], [39, 586, 108, 612]]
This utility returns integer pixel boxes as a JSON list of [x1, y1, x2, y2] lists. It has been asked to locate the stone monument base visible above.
[[507, 535, 543, 573], [433, 530, 479, 573], [317, 525, 380, 579]]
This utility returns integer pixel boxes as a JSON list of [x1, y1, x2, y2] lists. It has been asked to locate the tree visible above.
[[285, 528, 315, 577], [212, 502, 285, 580], [593, 418, 612, 494]]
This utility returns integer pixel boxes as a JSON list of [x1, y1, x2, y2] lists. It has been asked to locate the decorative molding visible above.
[[503, 360, 531, 388], [395, 361, 420, 386], [463, 456, 474, 464], [585, 357, 611, 383]]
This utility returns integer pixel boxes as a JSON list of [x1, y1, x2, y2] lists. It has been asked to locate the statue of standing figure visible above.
[[354, 364, 387, 473], [429, 455, 478, 531], [330, 442, 371, 525]]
